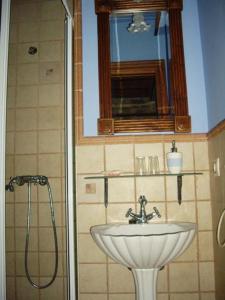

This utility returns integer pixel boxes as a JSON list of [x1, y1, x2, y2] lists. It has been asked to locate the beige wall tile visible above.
[[16, 86, 38, 107], [16, 277, 39, 300], [38, 178, 62, 203], [38, 107, 62, 130], [7, 65, 17, 86], [136, 177, 165, 202], [77, 204, 106, 233], [167, 202, 196, 223], [170, 294, 199, 300], [109, 295, 135, 300], [16, 252, 39, 276], [38, 154, 62, 177], [17, 64, 39, 85], [5, 204, 14, 227], [18, 22, 39, 43], [8, 46, 17, 65], [40, 277, 64, 300], [39, 21, 64, 41], [40, 1, 64, 20], [105, 144, 134, 172], [175, 236, 197, 262], [77, 175, 104, 204], [79, 295, 107, 300], [39, 227, 63, 251], [169, 263, 199, 292], [109, 177, 135, 203], [7, 87, 16, 108], [6, 228, 15, 251], [5, 155, 14, 179], [17, 3, 40, 22], [196, 172, 211, 200], [78, 234, 106, 263], [76, 145, 104, 173], [157, 266, 168, 292], [6, 277, 16, 300], [15, 228, 38, 251], [197, 201, 213, 230], [38, 130, 61, 153], [6, 109, 15, 132], [39, 84, 63, 106], [39, 41, 62, 62], [107, 203, 135, 223], [15, 185, 37, 203], [15, 155, 37, 174], [39, 202, 62, 226], [199, 231, 214, 261], [166, 175, 195, 201], [200, 293, 216, 300], [16, 109, 37, 130], [165, 142, 194, 171], [79, 264, 107, 293], [6, 132, 15, 154], [157, 295, 169, 300], [108, 264, 134, 293], [39, 62, 63, 84], [6, 253, 15, 276], [135, 143, 164, 171], [15, 131, 37, 154], [199, 262, 215, 291], [39, 252, 63, 276], [9, 24, 18, 44], [5, 191, 14, 203], [15, 203, 37, 227], [194, 142, 209, 170]]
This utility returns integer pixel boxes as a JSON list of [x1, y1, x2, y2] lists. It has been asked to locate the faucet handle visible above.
[[125, 208, 133, 218], [139, 195, 147, 205], [153, 207, 161, 218]]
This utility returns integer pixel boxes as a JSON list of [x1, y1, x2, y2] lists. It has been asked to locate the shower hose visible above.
[[217, 208, 225, 248], [6, 175, 58, 289]]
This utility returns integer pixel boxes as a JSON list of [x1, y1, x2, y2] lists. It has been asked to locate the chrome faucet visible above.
[[126, 195, 161, 224]]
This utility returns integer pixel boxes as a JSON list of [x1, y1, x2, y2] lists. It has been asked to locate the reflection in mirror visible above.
[[112, 75, 157, 119], [110, 11, 171, 120]]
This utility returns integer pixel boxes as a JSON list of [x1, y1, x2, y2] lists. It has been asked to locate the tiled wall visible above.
[[5, 0, 68, 299], [76, 141, 216, 300], [208, 127, 225, 300]]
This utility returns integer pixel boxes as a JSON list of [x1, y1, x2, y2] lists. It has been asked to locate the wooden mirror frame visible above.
[[95, 0, 191, 135]]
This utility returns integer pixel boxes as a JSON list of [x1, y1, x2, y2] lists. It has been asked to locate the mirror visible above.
[[95, 0, 191, 135]]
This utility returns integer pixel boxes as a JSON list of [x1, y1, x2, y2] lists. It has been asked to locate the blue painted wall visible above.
[[198, 0, 225, 130], [82, 0, 208, 136]]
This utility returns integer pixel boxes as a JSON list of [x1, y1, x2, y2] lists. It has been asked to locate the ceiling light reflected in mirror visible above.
[[127, 12, 151, 33]]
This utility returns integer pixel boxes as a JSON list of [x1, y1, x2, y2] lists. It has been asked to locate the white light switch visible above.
[[213, 157, 220, 176]]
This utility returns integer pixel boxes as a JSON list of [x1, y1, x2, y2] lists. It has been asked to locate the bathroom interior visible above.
[[0, 0, 225, 299]]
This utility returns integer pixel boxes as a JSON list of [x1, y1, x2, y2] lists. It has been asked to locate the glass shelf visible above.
[[84, 172, 202, 207]]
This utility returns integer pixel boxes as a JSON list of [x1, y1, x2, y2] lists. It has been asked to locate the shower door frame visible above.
[[0, 1, 76, 299], [0, 0, 11, 299]]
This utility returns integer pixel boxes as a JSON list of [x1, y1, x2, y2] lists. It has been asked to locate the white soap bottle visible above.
[[166, 140, 183, 174]]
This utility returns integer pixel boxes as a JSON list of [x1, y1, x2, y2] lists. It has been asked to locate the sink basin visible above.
[[91, 222, 196, 269], [91, 222, 196, 300]]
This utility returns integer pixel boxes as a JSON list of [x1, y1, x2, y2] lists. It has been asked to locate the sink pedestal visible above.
[[132, 269, 158, 300]]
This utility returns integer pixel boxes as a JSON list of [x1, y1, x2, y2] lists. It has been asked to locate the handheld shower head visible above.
[[5, 182, 15, 192]]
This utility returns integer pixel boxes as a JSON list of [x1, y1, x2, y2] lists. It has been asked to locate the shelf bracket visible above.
[[177, 175, 183, 205], [104, 178, 108, 208]]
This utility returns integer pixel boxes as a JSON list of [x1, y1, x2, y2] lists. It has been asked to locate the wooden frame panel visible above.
[[95, 0, 191, 135]]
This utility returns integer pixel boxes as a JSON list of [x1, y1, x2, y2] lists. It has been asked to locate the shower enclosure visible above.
[[0, 0, 76, 299]]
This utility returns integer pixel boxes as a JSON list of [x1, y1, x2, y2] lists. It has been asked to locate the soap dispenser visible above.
[[166, 140, 183, 174]]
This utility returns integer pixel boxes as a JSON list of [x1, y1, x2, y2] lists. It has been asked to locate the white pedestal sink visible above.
[[90, 222, 196, 300]]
